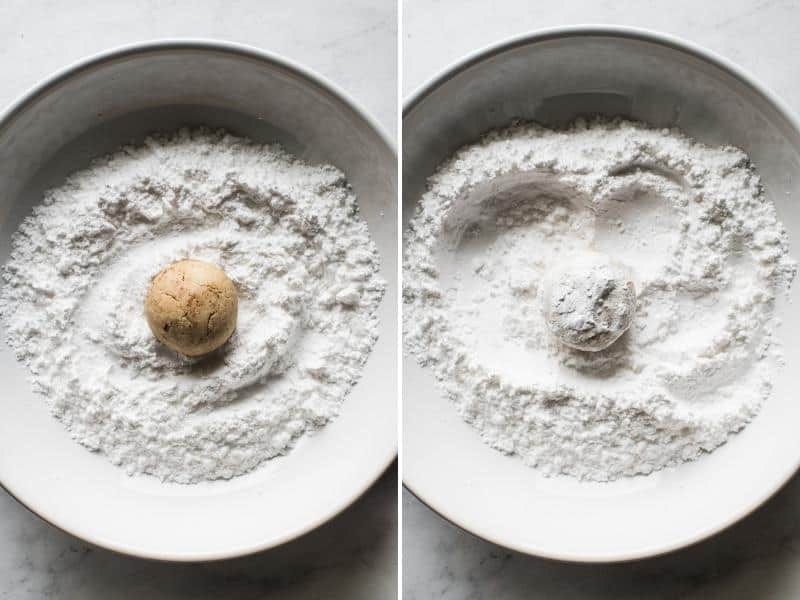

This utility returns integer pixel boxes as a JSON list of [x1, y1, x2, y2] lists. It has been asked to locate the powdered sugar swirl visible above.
[[404, 118, 796, 481], [0, 129, 385, 483]]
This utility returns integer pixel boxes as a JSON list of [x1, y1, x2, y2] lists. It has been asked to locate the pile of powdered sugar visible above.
[[0, 129, 385, 484], [404, 118, 796, 481]]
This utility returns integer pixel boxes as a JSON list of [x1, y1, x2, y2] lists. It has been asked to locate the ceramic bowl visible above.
[[0, 40, 397, 561], [403, 25, 800, 562]]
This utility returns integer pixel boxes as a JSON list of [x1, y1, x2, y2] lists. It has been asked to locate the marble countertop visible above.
[[403, 1, 800, 598], [0, 1, 397, 599]]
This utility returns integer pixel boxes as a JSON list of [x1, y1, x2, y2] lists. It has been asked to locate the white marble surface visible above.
[[0, 1, 397, 598], [403, 0, 800, 598]]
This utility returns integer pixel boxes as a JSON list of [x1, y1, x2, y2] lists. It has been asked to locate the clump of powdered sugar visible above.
[[404, 118, 796, 481], [0, 129, 385, 484]]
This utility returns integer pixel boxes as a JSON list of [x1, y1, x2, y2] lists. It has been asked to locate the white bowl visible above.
[[403, 25, 800, 562], [0, 40, 397, 561]]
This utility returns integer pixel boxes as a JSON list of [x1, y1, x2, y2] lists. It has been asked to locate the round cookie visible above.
[[144, 259, 238, 357], [542, 252, 636, 352]]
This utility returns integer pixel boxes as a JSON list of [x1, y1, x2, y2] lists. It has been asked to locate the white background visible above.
[[0, 1, 397, 599], [403, 0, 800, 598]]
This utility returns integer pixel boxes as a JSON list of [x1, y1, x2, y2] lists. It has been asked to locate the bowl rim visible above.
[[402, 24, 800, 563], [0, 37, 397, 562]]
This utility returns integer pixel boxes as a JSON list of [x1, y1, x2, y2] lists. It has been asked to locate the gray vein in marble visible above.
[[1, 467, 396, 600], [403, 473, 800, 599]]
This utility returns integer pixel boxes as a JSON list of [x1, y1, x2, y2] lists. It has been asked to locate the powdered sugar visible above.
[[404, 118, 796, 481], [0, 129, 385, 484]]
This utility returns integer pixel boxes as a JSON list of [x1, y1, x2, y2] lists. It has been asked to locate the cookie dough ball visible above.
[[144, 259, 238, 357], [542, 252, 636, 352]]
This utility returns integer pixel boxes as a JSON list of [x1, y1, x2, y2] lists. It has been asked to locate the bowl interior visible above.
[[403, 31, 800, 561], [0, 45, 397, 560]]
